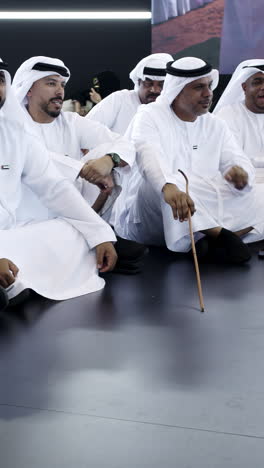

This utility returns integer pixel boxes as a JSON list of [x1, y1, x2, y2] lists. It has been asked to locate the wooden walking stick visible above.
[[178, 170, 205, 312]]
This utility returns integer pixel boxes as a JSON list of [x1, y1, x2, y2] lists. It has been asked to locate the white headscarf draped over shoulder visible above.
[[129, 53, 173, 91], [12, 56, 71, 106], [158, 56, 219, 106], [0, 58, 27, 123], [214, 59, 264, 113]]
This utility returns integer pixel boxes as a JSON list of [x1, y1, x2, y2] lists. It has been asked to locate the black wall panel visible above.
[[0, 1, 151, 96]]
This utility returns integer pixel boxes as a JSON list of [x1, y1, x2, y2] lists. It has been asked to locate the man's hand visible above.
[[97, 174, 115, 194], [224, 165, 248, 190], [162, 183, 195, 222], [0, 258, 19, 288], [96, 242, 118, 273], [79, 156, 114, 183], [89, 88, 102, 104]]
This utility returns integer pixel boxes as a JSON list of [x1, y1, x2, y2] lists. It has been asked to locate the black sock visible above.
[[214, 228, 251, 264]]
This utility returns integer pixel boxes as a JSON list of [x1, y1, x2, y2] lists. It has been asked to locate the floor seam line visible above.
[[0, 402, 263, 440]]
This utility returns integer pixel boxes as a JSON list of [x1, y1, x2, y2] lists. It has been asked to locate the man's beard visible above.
[[146, 93, 160, 102], [0, 97, 6, 110], [41, 102, 61, 118], [46, 109, 61, 118]]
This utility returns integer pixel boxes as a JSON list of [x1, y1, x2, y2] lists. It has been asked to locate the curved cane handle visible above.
[[178, 169, 189, 195]]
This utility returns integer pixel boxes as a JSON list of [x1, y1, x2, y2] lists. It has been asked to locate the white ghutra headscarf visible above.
[[0, 58, 28, 124], [12, 56, 71, 106], [158, 56, 219, 106], [129, 53, 173, 91], [214, 59, 264, 113]]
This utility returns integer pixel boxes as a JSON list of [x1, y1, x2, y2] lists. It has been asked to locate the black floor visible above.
[[1, 244, 264, 467]]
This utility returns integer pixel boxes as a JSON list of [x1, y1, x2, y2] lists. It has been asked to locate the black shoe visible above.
[[113, 236, 149, 275], [0, 286, 9, 313], [213, 228, 251, 264], [194, 237, 209, 260], [258, 249, 264, 259]]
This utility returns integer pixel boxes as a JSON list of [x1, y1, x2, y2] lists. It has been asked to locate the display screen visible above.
[[152, 0, 263, 74]]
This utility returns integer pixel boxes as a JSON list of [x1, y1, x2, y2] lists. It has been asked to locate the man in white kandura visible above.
[[214, 58, 264, 257], [86, 53, 173, 135], [0, 58, 117, 312], [214, 59, 264, 184], [115, 57, 264, 264], [12, 56, 145, 274]]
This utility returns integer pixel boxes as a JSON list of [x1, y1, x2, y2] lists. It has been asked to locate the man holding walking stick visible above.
[[114, 57, 264, 264]]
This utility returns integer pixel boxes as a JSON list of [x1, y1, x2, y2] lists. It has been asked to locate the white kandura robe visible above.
[[216, 101, 264, 183], [151, 0, 214, 24], [17, 110, 135, 224], [0, 117, 116, 300], [86, 89, 141, 135], [152, 0, 179, 24], [190, 0, 214, 9], [114, 100, 264, 252]]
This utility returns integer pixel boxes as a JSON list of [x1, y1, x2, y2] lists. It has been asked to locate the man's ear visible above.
[[241, 82, 246, 94], [27, 87, 32, 97]]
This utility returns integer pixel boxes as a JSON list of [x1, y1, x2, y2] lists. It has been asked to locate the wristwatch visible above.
[[106, 152, 121, 168]]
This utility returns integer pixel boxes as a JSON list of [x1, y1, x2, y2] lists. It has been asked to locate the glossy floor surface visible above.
[[1, 244, 264, 467]]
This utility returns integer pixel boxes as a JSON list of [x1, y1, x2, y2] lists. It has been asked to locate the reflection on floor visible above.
[[0, 244, 264, 467]]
